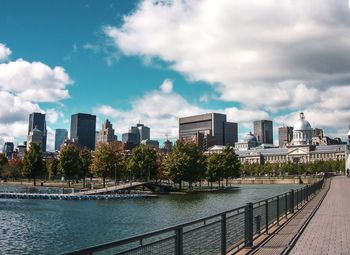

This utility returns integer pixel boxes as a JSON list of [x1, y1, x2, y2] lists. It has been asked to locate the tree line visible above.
[[0, 140, 345, 190]]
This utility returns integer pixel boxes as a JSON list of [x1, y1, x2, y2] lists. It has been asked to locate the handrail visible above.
[[66, 177, 325, 255]]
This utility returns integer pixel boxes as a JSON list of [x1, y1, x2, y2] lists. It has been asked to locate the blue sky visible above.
[[0, 0, 350, 151]]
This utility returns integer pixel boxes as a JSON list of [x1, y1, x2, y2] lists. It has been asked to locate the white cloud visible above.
[[0, 43, 11, 62], [160, 79, 173, 93], [104, 0, 350, 112], [95, 80, 270, 140], [0, 59, 72, 102], [45, 109, 64, 124], [0, 43, 72, 150]]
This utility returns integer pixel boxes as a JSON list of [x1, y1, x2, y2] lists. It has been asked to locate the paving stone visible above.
[[290, 176, 350, 255]]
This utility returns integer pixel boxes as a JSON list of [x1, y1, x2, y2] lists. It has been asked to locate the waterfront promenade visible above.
[[290, 176, 350, 255]]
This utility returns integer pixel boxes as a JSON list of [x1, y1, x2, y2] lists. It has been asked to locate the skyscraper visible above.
[[96, 119, 116, 144], [137, 124, 150, 142], [2, 142, 14, 159], [28, 112, 47, 152], [179, 113, 238, 150], [253, 120, 273, 144], [278, 126, 293, 147], [27, 126, 43, 151], [55, 129, 68, 151], [70, 113, 96, 150]]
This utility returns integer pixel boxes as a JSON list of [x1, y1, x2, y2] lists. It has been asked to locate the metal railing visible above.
[[67, 178, 324, 255]]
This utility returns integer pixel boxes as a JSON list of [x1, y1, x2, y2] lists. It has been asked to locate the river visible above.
[[0, 184, 302, 254]]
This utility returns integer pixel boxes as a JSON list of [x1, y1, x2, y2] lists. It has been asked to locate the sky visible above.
[[1, 0, 350, 151]]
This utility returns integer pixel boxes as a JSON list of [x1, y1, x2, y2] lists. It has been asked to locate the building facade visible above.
[[28, 112, 47, 152], [3, 142, 14, 159], [179, 113, 238, 150], [96, 119, 116, 145], [279, 126, 293, 147], [70, 113, 96, 150], [27, 126, 44, 151], [122, 123, 151, 149], [55, 129, 68, 151], [254, 120, 273, 144], [209, 113, 347, 165]]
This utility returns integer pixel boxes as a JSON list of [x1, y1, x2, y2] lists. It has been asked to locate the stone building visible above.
[[208, 112, 347, 165]]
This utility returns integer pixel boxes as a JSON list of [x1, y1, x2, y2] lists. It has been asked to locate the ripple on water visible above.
[[0, 184, 303, 254]]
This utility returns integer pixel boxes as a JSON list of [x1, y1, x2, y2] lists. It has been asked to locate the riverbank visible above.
[[228, 176, 321, 185]]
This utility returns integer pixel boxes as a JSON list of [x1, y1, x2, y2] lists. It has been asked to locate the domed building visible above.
[[235, 132, 258, 150], [292, 112, 312, 146]]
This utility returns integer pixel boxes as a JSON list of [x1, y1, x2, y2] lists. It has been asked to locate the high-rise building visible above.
[[137, 124, 150, 142], [27, 126, 44, 151], [278, 126, 293, 147], [141, 139, 159, 149], [70, 113, 96, 150], [179, 113, 238, 150], [28, 112, 47, 152], [55, 129, 68, 151], [96, 119, 116, 145], [3, 142, 14, 159], [163, 140, 173, 153], [254, 120, 273, 144], [122, 123, 151, 147]]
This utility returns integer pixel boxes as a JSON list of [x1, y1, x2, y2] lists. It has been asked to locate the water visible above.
[[0, 184, 302, 254]]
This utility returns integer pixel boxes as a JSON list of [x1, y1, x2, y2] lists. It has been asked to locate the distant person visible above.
[[347, 169, 349, 176]]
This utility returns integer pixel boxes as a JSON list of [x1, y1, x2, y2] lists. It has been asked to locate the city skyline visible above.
[[1, 0, 350, 151]]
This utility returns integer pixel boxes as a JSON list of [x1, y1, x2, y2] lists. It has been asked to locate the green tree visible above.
[[128, 144, 157, 181], [206, 153, 223, 189], [221, 146, 241, 186], [0, 153, 8, 180], [79, 147, 92, 186], [165, 140, 205, 190], [47, 158, 59, 180], [23, 143, 43, 186], [91, 142, 124, 187], [58, 144, 81, 187]]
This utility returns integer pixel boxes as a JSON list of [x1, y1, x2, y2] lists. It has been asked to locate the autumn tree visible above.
[[91, 142, 124, 187]]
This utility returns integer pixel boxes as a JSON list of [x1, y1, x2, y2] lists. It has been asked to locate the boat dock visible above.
[[0, 192, 157, 200]]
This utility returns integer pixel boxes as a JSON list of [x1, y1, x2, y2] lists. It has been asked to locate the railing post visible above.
[[244, 203, 253, 247], [296, 190, 299, 210], [276, 196, 280, 225], [265, 200, 269, 234], [175, 227, 183, 255], [306, 185, 309, 201], [289, 189, 294, 214], [285, 194, 288, 217], [221, 213, 227, 255]]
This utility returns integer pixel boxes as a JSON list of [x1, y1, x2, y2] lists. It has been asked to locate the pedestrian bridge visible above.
[[73, 181, 173, 196]]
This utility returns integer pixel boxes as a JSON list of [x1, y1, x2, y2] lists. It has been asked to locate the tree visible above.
[[91, 142, 124, 187], [23, 143, 43, 186], [221, 146, 241, 186], [0, 153, 8, 180], [58, 144, 81, 187], [165, 140, 205, 190], [7, 158, 24, 180], [47, 158, 59, 180], [128, 144, 157, 181], [79, 147, 92, 186], [206, 153, 223, 189]]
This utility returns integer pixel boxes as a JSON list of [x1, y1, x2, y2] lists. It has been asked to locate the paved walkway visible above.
[[290, 176, 350, 255]]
